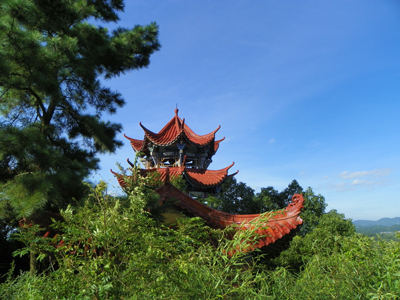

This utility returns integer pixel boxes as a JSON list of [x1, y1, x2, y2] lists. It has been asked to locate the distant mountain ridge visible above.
[[353, 217, 400, 227]]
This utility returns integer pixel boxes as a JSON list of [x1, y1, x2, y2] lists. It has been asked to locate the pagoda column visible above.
[[176, 142, 186, 167], [148, 143, 159, 167]]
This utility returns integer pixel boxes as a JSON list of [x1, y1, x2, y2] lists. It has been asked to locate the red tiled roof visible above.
[[140, 167, 184, 182], [184, 162, 238, 187], [155, 181, 304, 255], [126, 109, 221, 148], [110, 163, 238, 189], [124, 135, 146, 152]]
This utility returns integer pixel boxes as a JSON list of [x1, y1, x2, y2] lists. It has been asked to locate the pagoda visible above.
[[111, 109, 304, 256], [112, 108, 238, 197]]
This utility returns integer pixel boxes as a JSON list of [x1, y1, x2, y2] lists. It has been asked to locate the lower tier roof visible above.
[[154, 171, 304, 256], [110, 162, 238, 190], [24, 174, 304, 257]]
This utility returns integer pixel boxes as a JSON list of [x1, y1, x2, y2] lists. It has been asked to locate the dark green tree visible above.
[[204, 177, 257, 214], [253, 186, 282, 212], [205, 179, 306, 214], [253, 179, 304, 212], [0, 0, 160, 218], [279, 179, 304, 207], [298, 186, 327, 236], [0, 0, 160, 274]]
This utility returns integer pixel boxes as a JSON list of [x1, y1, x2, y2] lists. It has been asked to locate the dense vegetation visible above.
[[0, 179, 399, 299]]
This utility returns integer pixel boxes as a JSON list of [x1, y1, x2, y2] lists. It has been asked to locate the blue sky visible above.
[[95, 1, 400, 221]]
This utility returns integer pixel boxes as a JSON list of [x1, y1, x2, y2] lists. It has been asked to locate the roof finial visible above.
[[175, 104, 178, 116]]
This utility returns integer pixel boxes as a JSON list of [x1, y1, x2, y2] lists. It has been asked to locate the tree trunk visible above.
[[30, 247, 37, 274]]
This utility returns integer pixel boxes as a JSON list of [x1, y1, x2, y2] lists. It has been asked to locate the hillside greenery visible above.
[[355, 225, 400, 243], [354, 218, 400, 227], [356, 224, 400, 236]]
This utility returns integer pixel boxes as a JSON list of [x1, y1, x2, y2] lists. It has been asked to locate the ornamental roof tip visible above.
[[225, 161, 235, 171]]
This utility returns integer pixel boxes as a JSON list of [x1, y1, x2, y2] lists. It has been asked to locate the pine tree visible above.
[[0, 0, 160, 219]]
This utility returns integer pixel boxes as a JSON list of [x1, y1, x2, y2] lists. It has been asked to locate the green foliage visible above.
[[273, 209, 356, 271], [204, 177, 256, 213], [253, 180, 304, 212], [1, 182, 271, 299], [0, 0, 160, 218], [259, 234, 400, 299], [170, 174, 189, 192], [297, 187, 327, 236], [1, 179, 399, 299], [372, 232, 400, 243]]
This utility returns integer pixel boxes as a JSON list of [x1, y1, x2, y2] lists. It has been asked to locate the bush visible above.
[[0, 182, 268, 299]]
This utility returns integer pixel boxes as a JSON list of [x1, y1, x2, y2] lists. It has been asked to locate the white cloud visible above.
[[339, 168, 391, 180], [326, 182, 350, 192], [351, 179, 366, 185], [321, 168, 392, 192]]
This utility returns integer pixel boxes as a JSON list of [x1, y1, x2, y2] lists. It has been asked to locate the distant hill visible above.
[[353, 217, 400, 228]]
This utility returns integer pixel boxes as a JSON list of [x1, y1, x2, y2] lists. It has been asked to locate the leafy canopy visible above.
[[0, 0, 160, 217]]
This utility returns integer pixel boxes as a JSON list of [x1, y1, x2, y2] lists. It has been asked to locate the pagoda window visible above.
[[159, 151, 178, 167], [185, 160, 197, 168]]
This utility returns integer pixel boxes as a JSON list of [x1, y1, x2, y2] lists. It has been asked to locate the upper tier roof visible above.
[[124, 108, 222, 151]]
